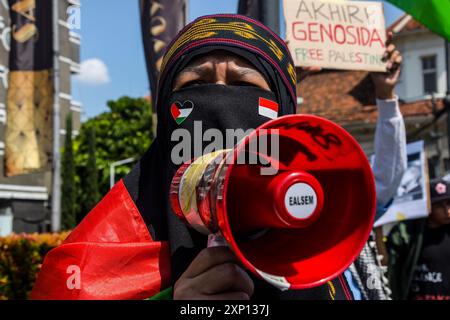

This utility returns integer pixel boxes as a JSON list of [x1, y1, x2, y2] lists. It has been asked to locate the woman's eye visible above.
[[180, 80, 204, 89], [233, 81, 258, 87]]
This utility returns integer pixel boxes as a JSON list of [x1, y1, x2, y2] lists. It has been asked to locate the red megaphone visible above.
[[170, 114, 376, 290]]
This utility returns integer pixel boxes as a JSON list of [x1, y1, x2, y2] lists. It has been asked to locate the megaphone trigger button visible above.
[[207, 233, 228, 248]]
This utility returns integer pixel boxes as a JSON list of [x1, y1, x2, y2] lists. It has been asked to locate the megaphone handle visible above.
[[207, 233, 228, 248]]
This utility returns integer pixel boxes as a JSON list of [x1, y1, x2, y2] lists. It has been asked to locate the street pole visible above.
[[445, 40, 450, 163], [259, 0, 280, 35], [447, 40, 450, 94], [110, 158, 136, 189], [184, 0, 190, 26], [51, 0, 61, 232]]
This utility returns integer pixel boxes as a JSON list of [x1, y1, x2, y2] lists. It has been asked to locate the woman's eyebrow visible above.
[[177, 63, 264, 82], [235, 67, 260, 76], [179, 64, 211, 77], [230, 66, 264, 79]]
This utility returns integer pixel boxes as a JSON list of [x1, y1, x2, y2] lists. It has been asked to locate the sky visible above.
[[72, 0, 404, 120]]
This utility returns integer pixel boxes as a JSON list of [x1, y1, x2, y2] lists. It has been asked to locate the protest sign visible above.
[[284, 0, 388, 71], [374, 141, 431, 228]]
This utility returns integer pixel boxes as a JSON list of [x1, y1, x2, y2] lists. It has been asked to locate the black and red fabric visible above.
[[31, 181, 170, 299], [31, 14, 352, 300], [157, 14, 297, 110]]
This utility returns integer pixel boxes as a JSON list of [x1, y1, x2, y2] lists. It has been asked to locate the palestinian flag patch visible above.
[[171, 101, 194, 125], [258, 97, 279, 120]]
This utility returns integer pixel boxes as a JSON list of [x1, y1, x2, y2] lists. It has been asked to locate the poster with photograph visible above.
[[283, 0, 388, 71], [374, 141, 430, 227]]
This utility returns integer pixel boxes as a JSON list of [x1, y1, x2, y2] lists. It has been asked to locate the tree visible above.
[[61, 113, 76, 230], [78, 127, 99, 222], [74, 96, 153, 219]]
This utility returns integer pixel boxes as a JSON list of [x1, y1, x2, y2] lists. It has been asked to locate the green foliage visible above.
[[74, 96, 153, 220], [0, 232, 69, 300], [61, 113, 76, 230]]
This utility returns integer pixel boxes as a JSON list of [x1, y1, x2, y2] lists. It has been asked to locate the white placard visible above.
[[284, 0, 388, 71], [374, 141, 430, 227]]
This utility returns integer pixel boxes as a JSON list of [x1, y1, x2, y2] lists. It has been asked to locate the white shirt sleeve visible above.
[[372, 96, 407, 208]]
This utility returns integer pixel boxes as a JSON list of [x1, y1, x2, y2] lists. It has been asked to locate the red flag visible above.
[[30, 180, 171, 300]]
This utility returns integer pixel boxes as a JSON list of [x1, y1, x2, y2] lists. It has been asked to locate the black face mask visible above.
[[148, 84, 280, 281], [160, 84, 281, 167]]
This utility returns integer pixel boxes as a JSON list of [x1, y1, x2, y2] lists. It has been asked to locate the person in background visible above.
[[297, 34, 407, 300], [387, 177, 450, 300], [346, 53, 407, 299]]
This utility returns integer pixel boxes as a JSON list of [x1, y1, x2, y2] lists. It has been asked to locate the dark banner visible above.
[[140, 0, 186, 110], [238, 0, 261, 21], [5, 0, 53, 176]]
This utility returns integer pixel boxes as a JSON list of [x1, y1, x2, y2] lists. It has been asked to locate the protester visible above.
[[295, 34, 407, 300], [31, 14, 403, 300], [387, 177, 450, 300], [345, 44, 407, 299]]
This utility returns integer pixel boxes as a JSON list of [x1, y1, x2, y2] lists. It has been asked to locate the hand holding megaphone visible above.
[[170, 114, 376, 291], [173, 246, 255, 300]]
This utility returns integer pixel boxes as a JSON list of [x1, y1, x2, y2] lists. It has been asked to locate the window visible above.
[[421, 55, 437, 94]]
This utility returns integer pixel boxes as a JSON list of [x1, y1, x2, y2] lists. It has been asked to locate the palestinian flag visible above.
[[258, 97, 279, 120], [387, 0, 450, 41], [171, 101, 194, 125], [30, 180, 171, 300]]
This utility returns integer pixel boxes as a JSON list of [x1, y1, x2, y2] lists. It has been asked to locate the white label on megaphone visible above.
[[256, 269, 291, 291], [284, 183, 317, 219]]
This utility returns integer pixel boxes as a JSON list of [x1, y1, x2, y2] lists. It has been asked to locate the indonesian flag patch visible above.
[[258, 97, 279, 120], [171, 100, 194, 125]]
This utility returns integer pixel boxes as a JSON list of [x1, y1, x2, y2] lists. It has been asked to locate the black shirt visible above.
[[409, 224, 450, 300]]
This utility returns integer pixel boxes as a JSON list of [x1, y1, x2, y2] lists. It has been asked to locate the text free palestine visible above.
[[294, 47, 384, 66]]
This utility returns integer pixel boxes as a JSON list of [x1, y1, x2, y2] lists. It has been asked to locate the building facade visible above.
[[0, 0, 82, 234], [390, 15, 449, 178]]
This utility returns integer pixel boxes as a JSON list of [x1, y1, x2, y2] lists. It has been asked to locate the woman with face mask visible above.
[[30, 14, 401, 300]]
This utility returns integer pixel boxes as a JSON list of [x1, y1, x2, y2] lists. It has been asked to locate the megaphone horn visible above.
[[170, 114, 376, 290]]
